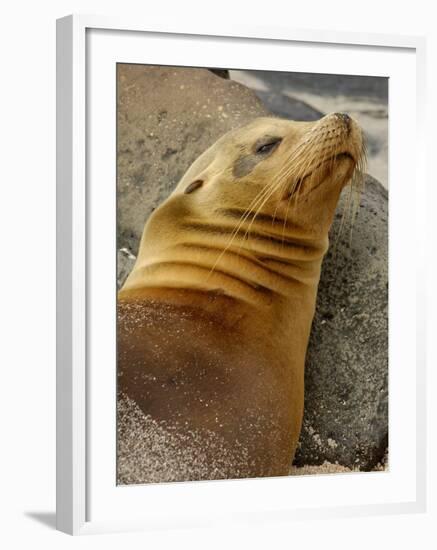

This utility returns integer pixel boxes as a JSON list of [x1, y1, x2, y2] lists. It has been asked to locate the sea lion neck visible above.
[[122, 196, 328, 307], [120, 235, 325, 308]]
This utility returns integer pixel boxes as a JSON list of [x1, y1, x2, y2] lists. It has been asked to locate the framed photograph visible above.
[[56, 15, 426, 535]]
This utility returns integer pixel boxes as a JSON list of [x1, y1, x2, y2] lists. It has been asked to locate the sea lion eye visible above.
[[255, 138, 282, 155]]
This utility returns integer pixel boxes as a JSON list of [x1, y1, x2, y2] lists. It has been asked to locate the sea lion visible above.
[[117, 113, 366, 482]]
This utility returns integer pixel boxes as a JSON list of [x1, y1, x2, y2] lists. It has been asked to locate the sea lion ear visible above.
[[184, 179, 203, 194]]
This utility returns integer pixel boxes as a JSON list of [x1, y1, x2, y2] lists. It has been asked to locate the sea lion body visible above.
[[118, 114, 365, 481]]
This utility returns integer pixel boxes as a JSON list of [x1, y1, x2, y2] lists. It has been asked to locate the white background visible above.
[[0, 0, 435, 548]]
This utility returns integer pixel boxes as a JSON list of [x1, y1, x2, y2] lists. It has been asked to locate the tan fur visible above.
[[118, 114, 365, 481]]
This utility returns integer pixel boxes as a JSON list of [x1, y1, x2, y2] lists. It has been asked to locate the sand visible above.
[[117, 394, 387, 485]]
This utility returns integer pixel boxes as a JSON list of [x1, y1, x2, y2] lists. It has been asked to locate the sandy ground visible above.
[[290, 458, 387, 476], [117, 394, 387, 485]]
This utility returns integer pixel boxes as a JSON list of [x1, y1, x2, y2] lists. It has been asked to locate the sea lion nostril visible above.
[[334, 112, 351, 127]]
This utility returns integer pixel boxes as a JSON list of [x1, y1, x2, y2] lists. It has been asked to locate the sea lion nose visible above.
[[334, 112, 351, 128]]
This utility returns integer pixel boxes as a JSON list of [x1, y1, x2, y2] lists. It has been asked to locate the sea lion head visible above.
[[176, 114, 364, 235], [121, 114, 366, 305]]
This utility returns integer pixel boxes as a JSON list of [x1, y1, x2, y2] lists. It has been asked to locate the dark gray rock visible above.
[[255, 90, 323, 121], [117, 65, 388, 470], [208, 68, 230, 79], [117, 65, 269, 254], [294, 175, 388, 470], [233, 70, 389, 103]]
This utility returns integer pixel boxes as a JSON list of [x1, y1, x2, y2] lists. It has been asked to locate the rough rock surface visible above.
[[117, 65, 388, 472], [293, 176, 388, 470], [117, 64, 269, 254]]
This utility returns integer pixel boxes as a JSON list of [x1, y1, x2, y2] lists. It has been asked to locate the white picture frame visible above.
[[56, 14, 427, 535]]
